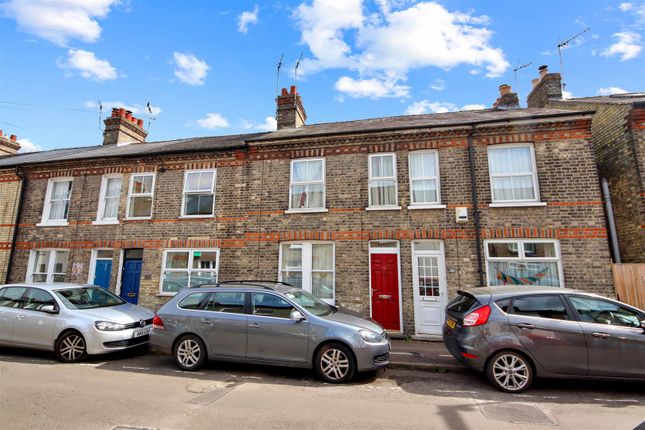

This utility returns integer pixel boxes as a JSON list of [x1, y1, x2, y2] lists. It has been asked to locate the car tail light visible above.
[[152, 315, 165, 330], [462, 305, 491, 327]]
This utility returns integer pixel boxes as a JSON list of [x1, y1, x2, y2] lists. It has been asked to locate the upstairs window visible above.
[[289, 159, 325, 211], [409, 151, 440, 206], [368, 154, 398, 208], [96, 175, 122, 222], [41, 178, 73, 225], [182, 170, 216, 217], [126, 173, 155, 219], [488, 144, 539, 203]]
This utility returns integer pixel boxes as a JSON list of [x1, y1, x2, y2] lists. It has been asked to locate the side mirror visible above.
[[41, 304, 58, 314], [290, 310, 306, 322]]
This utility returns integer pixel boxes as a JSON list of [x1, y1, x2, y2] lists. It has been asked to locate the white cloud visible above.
[[58, 49, 117, 81], [173, 52, 210, 85], [241, 116, 277, 131], [84, 101, 162, 116], [17, 138, 42, 153], [619, 2, 633, 12], [335, 76, 410, 98], [1, 0, 118, 46], [597, 86, 628, 95], [294, 0, 509, 99], [238, 5, 259, 33], [196, 113, 229, 129], [430, 79, 445, 91], [405, 100, 486, 115], [601, 32, 642, 61], [562, 90, 574, 100]]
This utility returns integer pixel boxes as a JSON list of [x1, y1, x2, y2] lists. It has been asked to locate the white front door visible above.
[[412, 241, 447, 335]]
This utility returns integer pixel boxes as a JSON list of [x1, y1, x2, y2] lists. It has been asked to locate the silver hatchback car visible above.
[[150, 281, 390, 383], [443, 286, 645, 392], [0, 283, 154, 362]]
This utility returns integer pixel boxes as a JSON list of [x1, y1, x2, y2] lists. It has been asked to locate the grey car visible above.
[[0, 283, 154, 362], [150, 281, 390, 383], [443, 286, 645, 392]]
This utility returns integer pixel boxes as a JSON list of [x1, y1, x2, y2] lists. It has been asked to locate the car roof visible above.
[[190, 281, 294, 293], [1, 283, 96, 292]]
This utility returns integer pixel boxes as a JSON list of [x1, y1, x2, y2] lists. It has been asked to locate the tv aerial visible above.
[[557, 27, 591, 93]]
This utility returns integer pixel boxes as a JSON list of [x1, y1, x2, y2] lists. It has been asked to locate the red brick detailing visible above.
[[0, 174, 20, 183], [548, 201, 603, 206], [556, 228, 607, 239], [447, 203, 473, 209], [8, 238, 245, 250], [329, 208, 362, 213], [630, 107, 645, 129]]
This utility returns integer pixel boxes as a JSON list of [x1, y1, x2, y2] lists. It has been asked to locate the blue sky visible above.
[[0, 0, 643, 152]]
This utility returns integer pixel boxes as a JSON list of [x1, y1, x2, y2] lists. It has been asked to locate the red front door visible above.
[[370, 253, 401, 331]]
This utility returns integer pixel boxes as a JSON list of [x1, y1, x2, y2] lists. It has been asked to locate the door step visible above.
[[411, 334, 443, 342]]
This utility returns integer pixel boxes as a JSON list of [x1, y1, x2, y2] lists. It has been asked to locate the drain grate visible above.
[[478, 401, 556, 425], [186, 387, 233, 405]]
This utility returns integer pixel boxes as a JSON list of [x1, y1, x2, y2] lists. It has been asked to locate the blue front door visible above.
[[94, 260, 112, 289], [121, 259, 142, 304]]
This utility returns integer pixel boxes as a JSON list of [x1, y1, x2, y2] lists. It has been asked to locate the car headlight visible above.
[[95, 321, 127, 331], [359, 329, 384, 343]]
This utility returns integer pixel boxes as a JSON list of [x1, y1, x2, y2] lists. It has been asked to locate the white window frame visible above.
[[38, 177, 73, 227], [278, 241, 335, 304], [181, 169, 217, 218], [93, 174, 123, 225], [487, 143, 544, 207], [408, 150, 445, 209], [25, 249, 69, 283], [125, 173, 156, 220], [367, 153, 400, 210], [484, 239, 564, 288], [159, 249, 220, 295], [286, 158, 327, 213]]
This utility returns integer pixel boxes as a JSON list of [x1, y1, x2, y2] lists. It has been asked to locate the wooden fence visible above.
[[612, 263, 645, 310]]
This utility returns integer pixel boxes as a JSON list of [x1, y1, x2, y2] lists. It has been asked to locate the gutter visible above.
[[601, 178, 621, 263], [5, 166, 25, 284], [467, 126, 484, 287]]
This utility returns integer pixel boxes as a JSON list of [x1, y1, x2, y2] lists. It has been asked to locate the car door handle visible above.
[[592, 332, 610, 338], [199, 318, 213, 325], [249, 323, 260, 329], [15, 315, 25, 320], [515, 323, 535, 330]]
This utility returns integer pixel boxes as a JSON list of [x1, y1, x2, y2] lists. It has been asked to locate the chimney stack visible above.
[[276, 86, 307, 129], [0, 130, 21, 156], [493, 84, 520, 110], [102, 107, 148, 145], [527, 64, 563, 108]]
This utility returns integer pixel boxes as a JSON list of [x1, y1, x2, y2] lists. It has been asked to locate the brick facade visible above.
[[0, 169, 22, 283], [3, 111, 614, 335]]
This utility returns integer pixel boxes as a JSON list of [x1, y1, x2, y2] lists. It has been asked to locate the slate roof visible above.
[[557, 93, 645, 105], [0, 107, 592, 168]]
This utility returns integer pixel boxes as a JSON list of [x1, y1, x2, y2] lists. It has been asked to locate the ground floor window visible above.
[[485, 240, 562, 287], [279, 242, 335, 303], [160, 249, 219, 293], [26, 250, 69, 283]]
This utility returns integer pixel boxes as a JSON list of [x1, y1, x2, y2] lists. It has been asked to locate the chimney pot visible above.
[[539, 64, 549, 79], [499, 84, 511, 96], [10, 134, 17, 142], [0, 130, 3, 137], [111, 108, 119, 117], [102, 107, 148, 145], [290, 85, 297, 94], [137, 119, 144, 127], [118, 108, 126, 117], [125, 111, 132, 120], [281, 88, 288, 96]]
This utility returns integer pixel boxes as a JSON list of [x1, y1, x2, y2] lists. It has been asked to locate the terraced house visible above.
[[0, 84, 613, 337]]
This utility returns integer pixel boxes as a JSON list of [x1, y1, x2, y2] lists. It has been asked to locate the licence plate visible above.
[[446, 318, 456, 329], [133, 328, 150, 338]]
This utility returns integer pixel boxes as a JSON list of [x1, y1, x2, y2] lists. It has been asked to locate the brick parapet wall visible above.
[[5, 116, 614, 331]]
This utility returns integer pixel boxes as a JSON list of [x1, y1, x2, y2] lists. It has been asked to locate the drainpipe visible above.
[[601, 177, 621, 263], [6, 166, 25, 283], [467, 126, 485, 287]]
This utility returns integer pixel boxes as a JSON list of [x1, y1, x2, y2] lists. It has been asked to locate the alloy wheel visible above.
[[492, 353, 530, 391], [59, 334, 85, 362], [176, 339, 201, 368], [320, 348, 350, 381]]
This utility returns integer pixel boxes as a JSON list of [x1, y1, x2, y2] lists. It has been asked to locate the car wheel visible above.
[[55, 331, 88, 363], [173, 335, 206, 371], [486, 351, 534, 393], [315, 343, 356, 383]]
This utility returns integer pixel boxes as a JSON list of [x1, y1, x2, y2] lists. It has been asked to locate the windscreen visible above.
[[54, 287, 126, 310]]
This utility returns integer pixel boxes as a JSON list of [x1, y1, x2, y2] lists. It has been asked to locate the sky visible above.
[[0, 0, 643, 153]]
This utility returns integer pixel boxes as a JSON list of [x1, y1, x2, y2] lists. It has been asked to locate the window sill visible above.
[[489, 202, 547, 208], [124, 217, 153, 221], [408, 204, 446, 210], [366, 206, 402, 211], [179, 215, 215, 219], [92, 220, 120, 225], [36, 221, 69, 227], [285, 208, 329, 214]]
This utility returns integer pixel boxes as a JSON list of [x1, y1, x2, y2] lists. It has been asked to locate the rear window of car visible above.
[[447, 293, 480, 313], [495, 298, 511, 313], [178, 292, 209, 310]]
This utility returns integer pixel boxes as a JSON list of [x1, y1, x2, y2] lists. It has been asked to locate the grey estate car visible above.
[[150, 281, 390, 383], [443, 286, 645, 392], [0, 283, 154, 362]]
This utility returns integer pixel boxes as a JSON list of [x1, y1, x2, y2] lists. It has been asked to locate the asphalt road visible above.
[[0, 347, 643, 430]]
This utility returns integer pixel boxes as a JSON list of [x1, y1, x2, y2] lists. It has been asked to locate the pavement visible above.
[[388, 338, 466, 372]]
